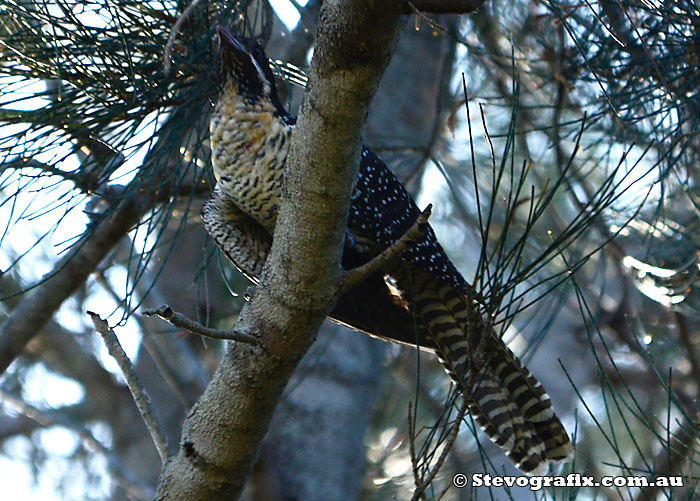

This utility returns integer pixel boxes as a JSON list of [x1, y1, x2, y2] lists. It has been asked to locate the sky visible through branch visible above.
[[0, 3, 309, 498]]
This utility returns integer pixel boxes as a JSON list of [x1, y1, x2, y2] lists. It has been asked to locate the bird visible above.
[[202, 25, 573, 475]]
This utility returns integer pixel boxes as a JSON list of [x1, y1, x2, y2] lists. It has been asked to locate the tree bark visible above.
[[155, 2, 406, 499], [257, 14, 461, 500]]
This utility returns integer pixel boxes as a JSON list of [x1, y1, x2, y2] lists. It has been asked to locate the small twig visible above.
[[142, 305, 259, 344], [411, 397, 470, 501], [287, 0, 305, 13], [163, 0, 203, 76], [87, 311, 171, 463], [407, 403, 426, 501], [95, 273, 195, 408], [342, 205, 432, 293], [404, 0, 484, 14], [406, 1, 448, 32], [408, 312, 483, 498], [0, 389, 154, 500]]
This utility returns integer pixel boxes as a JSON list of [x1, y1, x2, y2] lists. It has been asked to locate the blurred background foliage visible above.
[[1, 0, 699, 499]]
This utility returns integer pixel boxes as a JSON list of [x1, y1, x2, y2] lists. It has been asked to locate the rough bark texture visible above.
[[257, 16, 461, 500], [154, 2, 406, 499]]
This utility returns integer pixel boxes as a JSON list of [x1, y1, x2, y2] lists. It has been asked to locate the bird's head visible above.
[[216, 26, 285, 114]]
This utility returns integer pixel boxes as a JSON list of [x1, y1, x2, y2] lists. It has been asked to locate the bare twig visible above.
[[404, 0, 484, 14], [407, 403, 425, 501], [163, 0, 204, 76], [87, 311, 171, 464], [342, 205, 432, 293], [0, 389, 153, 500], [406, 1, 447, 32], [411, 397, 470, 501], [95, 273, 195, 408], [142, 305, 259, 344], [408, 313, 483, 499]]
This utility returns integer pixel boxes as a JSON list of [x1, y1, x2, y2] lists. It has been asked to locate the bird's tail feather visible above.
[[408, 271, 573, 474]]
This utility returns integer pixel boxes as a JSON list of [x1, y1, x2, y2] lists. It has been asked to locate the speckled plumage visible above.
[[203, 26, 573, 474]]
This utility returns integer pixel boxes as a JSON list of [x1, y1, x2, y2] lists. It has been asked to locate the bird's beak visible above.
[[217, 25, 246, 57]]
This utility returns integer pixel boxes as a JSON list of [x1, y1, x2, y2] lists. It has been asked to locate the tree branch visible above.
[[96, 273, 197, 408], [410, 397, 470, 500], [404, 0, 485, 14], [155, 1, 406, 498], [0, 195, 144, 375], [163, 0, 204, 76], [87, 311, 172, 464], [142, 305, 259, 344], [341, 204, 432, 293]]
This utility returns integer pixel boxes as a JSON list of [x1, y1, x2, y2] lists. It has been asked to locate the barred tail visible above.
[[465, 340, 573, 474], [407, 271, 573, 475]]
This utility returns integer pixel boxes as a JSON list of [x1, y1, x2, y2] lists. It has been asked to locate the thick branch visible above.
[[155, 2, 406, 499]]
